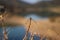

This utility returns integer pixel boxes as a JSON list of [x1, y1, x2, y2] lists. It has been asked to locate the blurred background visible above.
[[0, 0, 60, 40]]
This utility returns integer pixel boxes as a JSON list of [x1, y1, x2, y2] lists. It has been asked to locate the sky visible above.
[[21, 0, 42, 4], [21, 0, 52, 4]]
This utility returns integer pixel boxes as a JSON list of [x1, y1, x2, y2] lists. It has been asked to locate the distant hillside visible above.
[[0, 0, 60, 17], [0, 0, 60, 7]]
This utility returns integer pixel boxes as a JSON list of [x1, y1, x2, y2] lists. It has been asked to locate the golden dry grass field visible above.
[[1, 15, 59, 40]]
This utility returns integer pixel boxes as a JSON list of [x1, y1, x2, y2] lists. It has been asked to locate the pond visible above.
[[0, 14, 48, 40]]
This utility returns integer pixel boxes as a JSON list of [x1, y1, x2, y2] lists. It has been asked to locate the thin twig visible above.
[[23, 18, 32, 40], [2, 11, 8, 40]]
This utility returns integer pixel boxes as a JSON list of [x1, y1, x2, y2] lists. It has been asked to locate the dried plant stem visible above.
[[30, 33, 34, 40], [23, 18, 32, 40], [3, 27, 8, 40], [2, 12, 8, 40]]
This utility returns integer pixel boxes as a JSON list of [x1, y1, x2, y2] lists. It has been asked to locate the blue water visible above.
[[8, 26, 26, 40], [25, 14, 48, 21], [0, 26, 40, 40]]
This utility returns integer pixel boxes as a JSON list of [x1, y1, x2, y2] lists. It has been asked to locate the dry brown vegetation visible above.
[[25, 19, 60, 40], [48, 7, 60, 13], [0, 15, 60, 40]]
